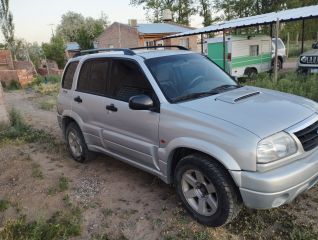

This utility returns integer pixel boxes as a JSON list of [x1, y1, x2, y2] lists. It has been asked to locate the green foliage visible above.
[[0, 0, 15, 51], [0, 108, 56, 146], [58, 175, 69, 192], [0, 208, 82, 240], [2, 80, 20, 91], [245, 72, 318, 101], [56, 11, 109, 49], [33, 75, 61, 85], [0, 199, 10, 212], [42, 36, 65, 69], [38, 99, 56, 111]]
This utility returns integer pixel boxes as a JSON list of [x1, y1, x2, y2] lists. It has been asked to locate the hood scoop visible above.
[[216, 88, 261, 104]]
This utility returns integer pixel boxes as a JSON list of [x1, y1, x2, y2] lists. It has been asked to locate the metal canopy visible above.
[[164, 5, 318, 39]]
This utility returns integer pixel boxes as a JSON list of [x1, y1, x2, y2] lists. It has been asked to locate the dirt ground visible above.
[[1, 89, 318, 240]]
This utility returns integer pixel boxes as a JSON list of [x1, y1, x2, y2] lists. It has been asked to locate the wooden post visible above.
[[274, 18, 280, 83], [201, 34, 204, 54], [301, 19, 305, 54], [287, 32, 290, 59]]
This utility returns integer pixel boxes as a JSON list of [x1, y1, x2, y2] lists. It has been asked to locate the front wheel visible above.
[[65, 122, 96, 163], [174, 154, 242, 227]]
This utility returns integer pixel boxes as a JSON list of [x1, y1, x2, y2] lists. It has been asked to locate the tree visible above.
[[42, 36, 65, 68], [0, 0, 15, 55], [56, 11, 109, 49]]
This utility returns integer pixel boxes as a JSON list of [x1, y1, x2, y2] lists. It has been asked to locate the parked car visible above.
[[204, 35, 272, 78], [297, 42, 318, 74], [272, 37, 287, 70], [57, 46, 318, 227]]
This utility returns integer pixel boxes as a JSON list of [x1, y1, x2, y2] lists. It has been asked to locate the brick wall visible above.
[[0, 70, 19, 87], [96, 22, 139, 48], [13, 61, 34, 72], [0, 50, 14, 70]]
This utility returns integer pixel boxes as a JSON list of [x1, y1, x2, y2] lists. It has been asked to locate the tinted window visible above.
[[62, 61, 78, 89], [77, 59, 110, 95], [108, 60, 153, 102], [146, 54, 237, 102]]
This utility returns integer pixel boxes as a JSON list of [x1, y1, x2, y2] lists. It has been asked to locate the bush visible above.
[[245, 72, 318, 101], [0, 109, 56, 146], [33, 75, 61, 85]]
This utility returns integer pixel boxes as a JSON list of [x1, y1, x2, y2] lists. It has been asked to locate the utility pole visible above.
[[274, 18, 279, 83]]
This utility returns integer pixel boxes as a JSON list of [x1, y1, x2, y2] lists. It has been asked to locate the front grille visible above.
[[301, 56, 318, 65], [294, 121, 318, 152]]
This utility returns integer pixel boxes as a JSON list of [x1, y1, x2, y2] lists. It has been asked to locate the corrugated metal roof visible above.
[[137, 23, 192, 34], [165, 5, 318, 38]]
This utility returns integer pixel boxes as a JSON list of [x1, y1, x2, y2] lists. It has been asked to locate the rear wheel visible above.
[[174, 154, 242, 227], [66, 122, 96, 163]]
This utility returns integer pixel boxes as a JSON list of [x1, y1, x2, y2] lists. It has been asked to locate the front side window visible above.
[[108, 59, 153, 102], [62, 61, 78, 90], [145, 54, 238, 103], [77, 59, 110, 95]]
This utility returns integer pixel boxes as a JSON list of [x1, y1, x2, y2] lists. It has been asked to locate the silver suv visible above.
[[57, 46, 318, 227]]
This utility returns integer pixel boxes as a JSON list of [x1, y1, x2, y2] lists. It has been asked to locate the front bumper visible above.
[[237, 148, 318, 209]]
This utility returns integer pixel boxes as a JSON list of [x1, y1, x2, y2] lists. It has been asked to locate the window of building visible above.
[[62, 61, 79, 90], [108, 59, 153, 102], [250, 45, 259, 56], [77, 59, 110, 95]]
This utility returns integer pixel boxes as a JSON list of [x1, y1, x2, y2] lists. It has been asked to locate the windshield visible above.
[[145, 53, 238, 103]]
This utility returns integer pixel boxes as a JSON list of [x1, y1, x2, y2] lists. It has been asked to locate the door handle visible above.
[[74, 96, 82, 103], [106, 104, 118, 112]]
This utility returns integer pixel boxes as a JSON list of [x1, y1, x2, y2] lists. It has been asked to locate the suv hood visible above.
[[179, 86, 317, 138], [301, 49, 318, 56]]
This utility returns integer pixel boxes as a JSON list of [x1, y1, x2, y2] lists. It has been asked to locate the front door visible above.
[[102, 58, 160, 170]]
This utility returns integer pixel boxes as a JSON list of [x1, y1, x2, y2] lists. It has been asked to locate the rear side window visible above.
[[62, 61, 78, 89], [108, 59, 153, 102], [77, 59, 110, 95]]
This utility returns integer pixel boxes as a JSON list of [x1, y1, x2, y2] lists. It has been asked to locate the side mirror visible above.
[[129, 94, 154, 111]]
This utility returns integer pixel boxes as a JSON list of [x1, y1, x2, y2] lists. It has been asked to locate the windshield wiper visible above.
[[171, 85, 241, 103], [171, 91, 216, 103], [210, 84, 241, 93]]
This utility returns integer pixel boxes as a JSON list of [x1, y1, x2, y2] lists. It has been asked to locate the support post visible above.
[[287, 32, 290, 59], [301, 19, 305, 53], [223, 30, 226, 71], [274, 18, 280, 83], [201, 34, 204, 54]]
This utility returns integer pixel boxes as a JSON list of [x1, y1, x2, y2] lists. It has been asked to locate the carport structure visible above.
[[163, 5, 318, 82]]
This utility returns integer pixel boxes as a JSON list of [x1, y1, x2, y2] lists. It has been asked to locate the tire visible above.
[[65, 122, 96, 163], [245, 68, 257, 79], [174, 153, 242, 227]]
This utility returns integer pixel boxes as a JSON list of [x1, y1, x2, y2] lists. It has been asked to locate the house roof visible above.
[[165, 4, 318, 38], [137, 23, 193, 34], [65, 42, 80, 51]]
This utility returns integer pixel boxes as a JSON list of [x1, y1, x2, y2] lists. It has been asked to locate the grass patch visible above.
[[0, 109, 58, 149], [38, 98, 56, 111], [0, 199, 10, 212], [0, 207, 82, 240], [58, 175, 69, 192], [227, 208, 318, 240], [31, 163, 44, 179], [244, 72, 318, 101]]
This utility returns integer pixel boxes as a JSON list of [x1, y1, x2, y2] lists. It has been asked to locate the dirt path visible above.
[[1, 90, 318, 240]]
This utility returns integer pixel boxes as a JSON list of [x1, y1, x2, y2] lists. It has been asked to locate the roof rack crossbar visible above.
[[130, 45, 189, 51], [74, 48, 136, 57]]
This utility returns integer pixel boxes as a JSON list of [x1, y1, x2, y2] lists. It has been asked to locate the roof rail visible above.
[[130, 45, 189, 51], [73, 48, 136, 57]]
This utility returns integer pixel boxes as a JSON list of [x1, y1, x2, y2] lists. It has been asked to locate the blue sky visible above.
[[9, 0, 202, 44], [10, 0, 145, 43]]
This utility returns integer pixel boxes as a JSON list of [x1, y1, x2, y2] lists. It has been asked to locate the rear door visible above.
[[71, 58, 111, 148], [102, 58, 160, 170], [58, 61, 79, 113]]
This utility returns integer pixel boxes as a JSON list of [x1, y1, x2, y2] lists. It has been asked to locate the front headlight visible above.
[[257, 132, 297, 164], [300, 56, 308, 64]]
